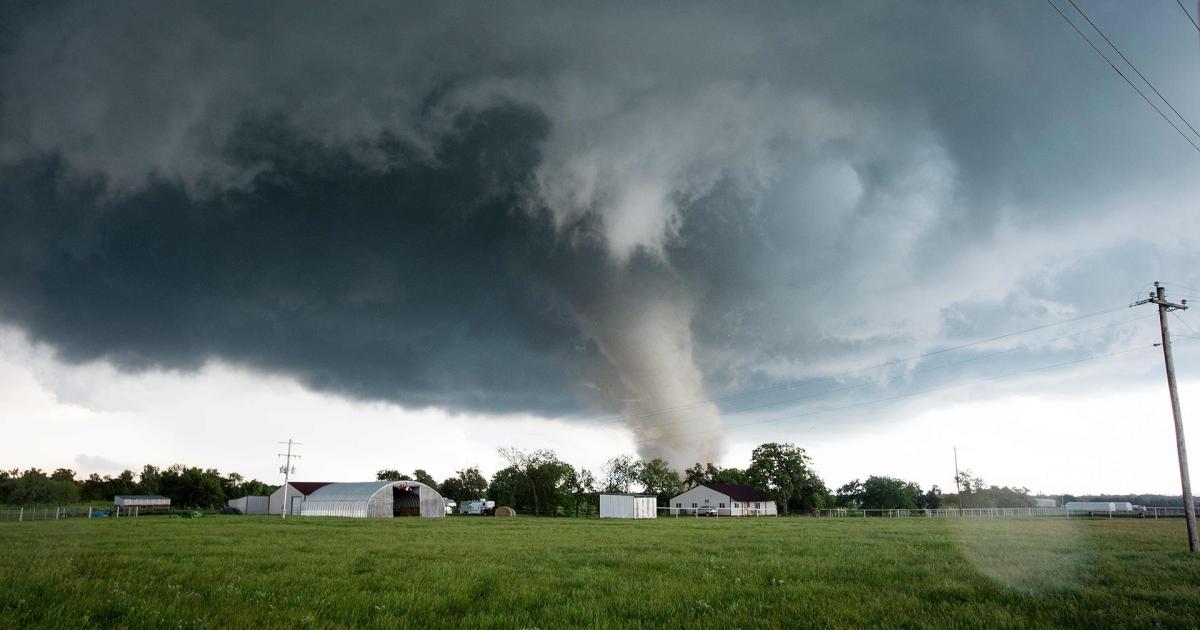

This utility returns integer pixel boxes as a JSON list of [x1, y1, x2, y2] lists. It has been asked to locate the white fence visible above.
[[0, 505, 143, 522], [657, 506, 772, 517], [820, 507, 1192, 519]]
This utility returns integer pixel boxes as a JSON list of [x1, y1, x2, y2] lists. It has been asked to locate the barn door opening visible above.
[[393, 485, 421, 517]]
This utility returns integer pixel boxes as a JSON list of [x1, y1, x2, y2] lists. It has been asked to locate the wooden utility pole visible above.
[[277, 439, 302, 519], [954, 446, 962, 511], [1133, 282, 1197, 552]]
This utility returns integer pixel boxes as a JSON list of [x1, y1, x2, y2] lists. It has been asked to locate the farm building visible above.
[[600, 493, 657, 519], [268, 481, 332, 516], [228, 495, 270, 515], [1034, 498, 1057, 508], [669, 484, 777, 516], [113, 495, 170, 512], [301, 480, 445, 518]]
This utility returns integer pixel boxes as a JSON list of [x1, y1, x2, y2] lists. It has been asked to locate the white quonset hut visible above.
[[302, 480, 446, 518], [669, 483, 777, 516], [599, 493, 657, 519]]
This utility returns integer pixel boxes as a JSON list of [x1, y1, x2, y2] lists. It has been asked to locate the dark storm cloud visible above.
[[0, 107, 619, 414], [1, 1, 1198, 462]]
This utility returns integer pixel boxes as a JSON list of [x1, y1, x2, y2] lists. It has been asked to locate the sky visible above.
[[1, 1, 1199, 495]]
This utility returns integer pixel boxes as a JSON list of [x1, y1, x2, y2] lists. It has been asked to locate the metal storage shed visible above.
[[600, 493, 657, 519], [228, 495, 270, 515], [301, 480, 446, 518]]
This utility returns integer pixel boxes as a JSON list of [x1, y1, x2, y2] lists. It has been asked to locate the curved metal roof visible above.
[[305, 480, 409, 502]]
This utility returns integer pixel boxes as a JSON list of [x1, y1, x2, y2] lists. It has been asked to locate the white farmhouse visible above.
[[669, 483, 777, 516]]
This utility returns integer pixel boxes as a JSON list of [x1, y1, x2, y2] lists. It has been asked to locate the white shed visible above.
[[228, 495, 270, 515], [599, 493, 657, 519]]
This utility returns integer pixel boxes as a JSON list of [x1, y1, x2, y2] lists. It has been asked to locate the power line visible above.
[[1045, 0, 1200, 154], [579, 304, 1129, 427], [633, 344, 1157, 446], [1177, 0, 1200, 34], [618, 313, 1154, 435], [1065, 0, 1200, 142]]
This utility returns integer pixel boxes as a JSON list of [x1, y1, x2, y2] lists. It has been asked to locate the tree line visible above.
[[0, 466, 274, 508], [380, 442, 968, 516], [3, 442, 1042, 513]]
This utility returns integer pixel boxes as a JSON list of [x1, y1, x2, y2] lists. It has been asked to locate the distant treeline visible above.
[[11, 443, 1172, 513], [0, 466, 275, 508], [379, 443, 1045, 516]]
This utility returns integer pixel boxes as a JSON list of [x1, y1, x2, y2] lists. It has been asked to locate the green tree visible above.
[[440, 467, 488, 503], [835, 479, 864, 508], [638, 458, 682, 506], [412, 469, 438, 488], [138, 465, 162, 495], [919, 485, 942, 509], [860, 476, 922, 510], [376, 469, 407, 481], [602, 455, 643, 493], [747, 442, 829, 514]]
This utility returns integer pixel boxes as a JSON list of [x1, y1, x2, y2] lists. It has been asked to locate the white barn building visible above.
[[302, 480, 446, 518], [599, 493, 657, 519], [669, 483, 777, 516], [268, 481, 333, 516]]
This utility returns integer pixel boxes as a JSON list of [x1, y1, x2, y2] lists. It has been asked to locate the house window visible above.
[[704, 498, 709, 503], [675, 503, 681, 508], [733, 502, 739, 508], [755, 502, 761, 509], [692, 502, 697, 508], [719, 503, 726, 508]]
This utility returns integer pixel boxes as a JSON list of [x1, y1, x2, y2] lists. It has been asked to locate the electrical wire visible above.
[[632, 343, 1157, 445], [1066, 0, 1200, 142], [1045, 0, 1200, 154], [1177, 0, 1200, 34]]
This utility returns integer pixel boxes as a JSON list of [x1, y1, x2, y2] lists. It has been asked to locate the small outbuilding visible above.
[[301, 480, 446, 518], [268, 481, 333, 516], [600, 493, 658, 519], [228, 495, 270, 515], [669, 483, 777, 516], [113, 495, 171, 512]]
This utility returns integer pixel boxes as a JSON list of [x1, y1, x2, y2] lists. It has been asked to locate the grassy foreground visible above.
[[1, 516, 1198, 628]]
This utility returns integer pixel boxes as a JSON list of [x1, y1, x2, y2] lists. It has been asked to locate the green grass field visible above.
[[1, 516, 1198, 628]]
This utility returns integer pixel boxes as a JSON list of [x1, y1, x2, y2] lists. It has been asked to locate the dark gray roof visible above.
[[700, 484, 772, 502], [113, 495, 169, 500]]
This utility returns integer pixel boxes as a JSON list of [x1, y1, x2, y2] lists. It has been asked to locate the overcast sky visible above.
[[2, 1, 1199, 495]]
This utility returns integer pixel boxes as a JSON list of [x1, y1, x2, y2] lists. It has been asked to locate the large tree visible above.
[[497, 447, 562, 515], [412, 469, 438, 488], [859, 476, 922, 510], [440, 467, 489, 503], [638, 458, 682, 506], [684, 462, 750, 488], [746, 442, 829, 514], [602, 455, 643, 493]]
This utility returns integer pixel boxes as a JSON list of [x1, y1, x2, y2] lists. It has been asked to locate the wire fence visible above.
[[0, 505, 145, 522]]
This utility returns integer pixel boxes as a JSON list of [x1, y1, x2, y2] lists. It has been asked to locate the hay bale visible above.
[[494, 506, 516, 517]]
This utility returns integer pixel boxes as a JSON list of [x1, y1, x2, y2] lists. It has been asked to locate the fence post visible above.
[[18, 507, 23, 522], [88, 507, 93, 519], [55, 507, 60, 520]]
